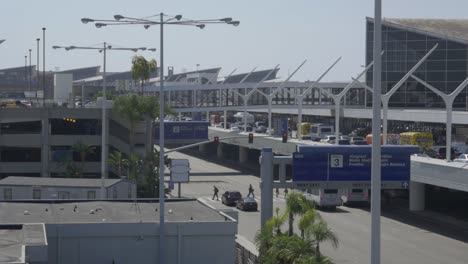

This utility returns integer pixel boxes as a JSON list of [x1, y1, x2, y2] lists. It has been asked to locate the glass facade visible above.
[[366, 21, 468, 109]]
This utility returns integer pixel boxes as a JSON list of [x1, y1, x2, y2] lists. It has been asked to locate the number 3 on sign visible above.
[[330, 155, 343, 168]]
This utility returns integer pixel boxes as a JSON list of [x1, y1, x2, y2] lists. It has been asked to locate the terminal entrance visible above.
[[426, 184, 468, 221]]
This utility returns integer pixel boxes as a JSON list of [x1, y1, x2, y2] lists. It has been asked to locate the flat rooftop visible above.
[[0, 199, 230, 224]]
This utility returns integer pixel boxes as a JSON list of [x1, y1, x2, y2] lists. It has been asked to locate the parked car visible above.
[[229, 126, 240, 133], [254, 125, 267, 133], [240, 125, 253, 132], [350, 136, 367, 145], [426, 146, 456, 160], [235, 197, 258, 211], [320, 135, 336, 144], [453, 154, 468, 163], [222, 191, 242, 206]]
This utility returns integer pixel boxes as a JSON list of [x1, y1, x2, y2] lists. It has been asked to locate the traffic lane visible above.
[[199, 195, 286, 243], [168, 151, 261, 200], [319, 206, 468, 264]]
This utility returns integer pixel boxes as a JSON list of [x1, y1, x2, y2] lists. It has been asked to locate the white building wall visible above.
[[54, 73, 73, 105], [44, 221, 237, 264]]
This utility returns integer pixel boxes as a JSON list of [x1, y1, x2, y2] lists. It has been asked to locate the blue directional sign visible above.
[[293, 145, 419, 189], [154, 121, 209, 144]]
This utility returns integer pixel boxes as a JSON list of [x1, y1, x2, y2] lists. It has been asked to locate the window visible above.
[[33, 189, 41, 200], [87, 190, 96, 200], [324, 189, 338, 194], [4, 189, 12, 200], [58, 191, 70, 200]]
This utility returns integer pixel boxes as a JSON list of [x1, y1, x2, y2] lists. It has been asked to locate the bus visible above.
[[400, 132, 434, 153]]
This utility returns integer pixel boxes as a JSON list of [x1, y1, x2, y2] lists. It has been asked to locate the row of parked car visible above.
[[319, 135, 367, 145], [423, 145, 468, 162], [221, 191, 258, 211]]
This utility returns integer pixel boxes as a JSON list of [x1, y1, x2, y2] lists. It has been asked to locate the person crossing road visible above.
[[247, 184, 255, 198], [212, 185, 219, 200]]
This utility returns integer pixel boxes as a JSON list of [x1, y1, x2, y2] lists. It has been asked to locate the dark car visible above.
[[426, 146, 456, 160], [236, 197, 258, 211], [350, 137, 367, 145], [222, 191, 242, 206]]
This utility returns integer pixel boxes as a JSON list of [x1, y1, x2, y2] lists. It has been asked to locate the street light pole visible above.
[[158, 13, 166, 264], [36, 38, 40, 101], [101, 42, 107, 199], [53, 43, 155, 198], [29, 49, 32, 92], [371, 0, 382, 263], [80, 14, 239, 263], [42, 28, 46, 106]]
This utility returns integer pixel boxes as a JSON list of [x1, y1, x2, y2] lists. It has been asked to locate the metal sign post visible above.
[[170, 159, 190, 198]]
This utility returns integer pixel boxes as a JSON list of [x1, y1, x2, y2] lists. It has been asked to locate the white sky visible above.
[[1, 0, 466, 81]]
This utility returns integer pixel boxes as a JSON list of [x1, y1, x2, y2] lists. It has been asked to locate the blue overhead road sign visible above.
[[293, 145, 419, 189]]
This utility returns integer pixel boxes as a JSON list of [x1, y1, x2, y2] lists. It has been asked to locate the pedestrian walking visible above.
[[247, 184, 255, 198], [276, 188, 279, 198], [212, 186, 219, 200], [284, 188, 289, 198]]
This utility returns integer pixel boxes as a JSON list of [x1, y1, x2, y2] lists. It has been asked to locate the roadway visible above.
[[167, 149, 468, 264]]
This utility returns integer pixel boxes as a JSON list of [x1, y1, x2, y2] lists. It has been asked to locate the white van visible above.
[[310, 124, 334, 141], [341, 189, 369, 206], [304, 189, 342, 209]]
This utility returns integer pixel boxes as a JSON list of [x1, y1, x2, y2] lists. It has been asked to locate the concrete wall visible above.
[[44, 221, 237, 264], [0, 182, 136, 200], [106, 181, 137, 199]]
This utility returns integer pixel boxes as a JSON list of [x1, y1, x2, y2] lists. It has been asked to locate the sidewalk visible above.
[[391, 204, 468, 233]]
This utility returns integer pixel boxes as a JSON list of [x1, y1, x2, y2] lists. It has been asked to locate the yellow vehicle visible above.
[[400, 132, 434, 153], [301, 122, 312, 136]]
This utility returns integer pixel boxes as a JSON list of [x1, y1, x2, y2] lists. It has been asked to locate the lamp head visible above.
[[144, 24, 151, 29], [220, 17, 232, 23], [95, 23, 107, 28], [148, 48, 156, 52], [81, 18, 94, 24], [65, 46, 76, 51], [107, 45, 112, 49], [114, 14, 124, 21], [52, 46, 61, 49], [196, 24, 205, 29], [175, 15, 182, 20], [229, 21, 240, 26]]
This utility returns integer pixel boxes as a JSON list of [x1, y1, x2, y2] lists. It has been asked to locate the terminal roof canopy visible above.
[[368, 17, 468, 44]]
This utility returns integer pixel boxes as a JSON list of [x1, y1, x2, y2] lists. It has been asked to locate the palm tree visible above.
[[309, 221, 339, 259], [265, 235, 316, 264], [128, 153, 141, 182], [131, 55, 157, 95], [113, 94, 141, 153], [139, 96, 159, 155], [254, 221, 274, 263], [72, 141, 95, 178], [298, 209, 321, 239], [270, 207, 287, 236], [108, 151, 128, 178], [286, 191, 307, 236]]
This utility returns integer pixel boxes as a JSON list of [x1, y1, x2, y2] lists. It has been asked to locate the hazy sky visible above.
[[1, 0, 466, 81]]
